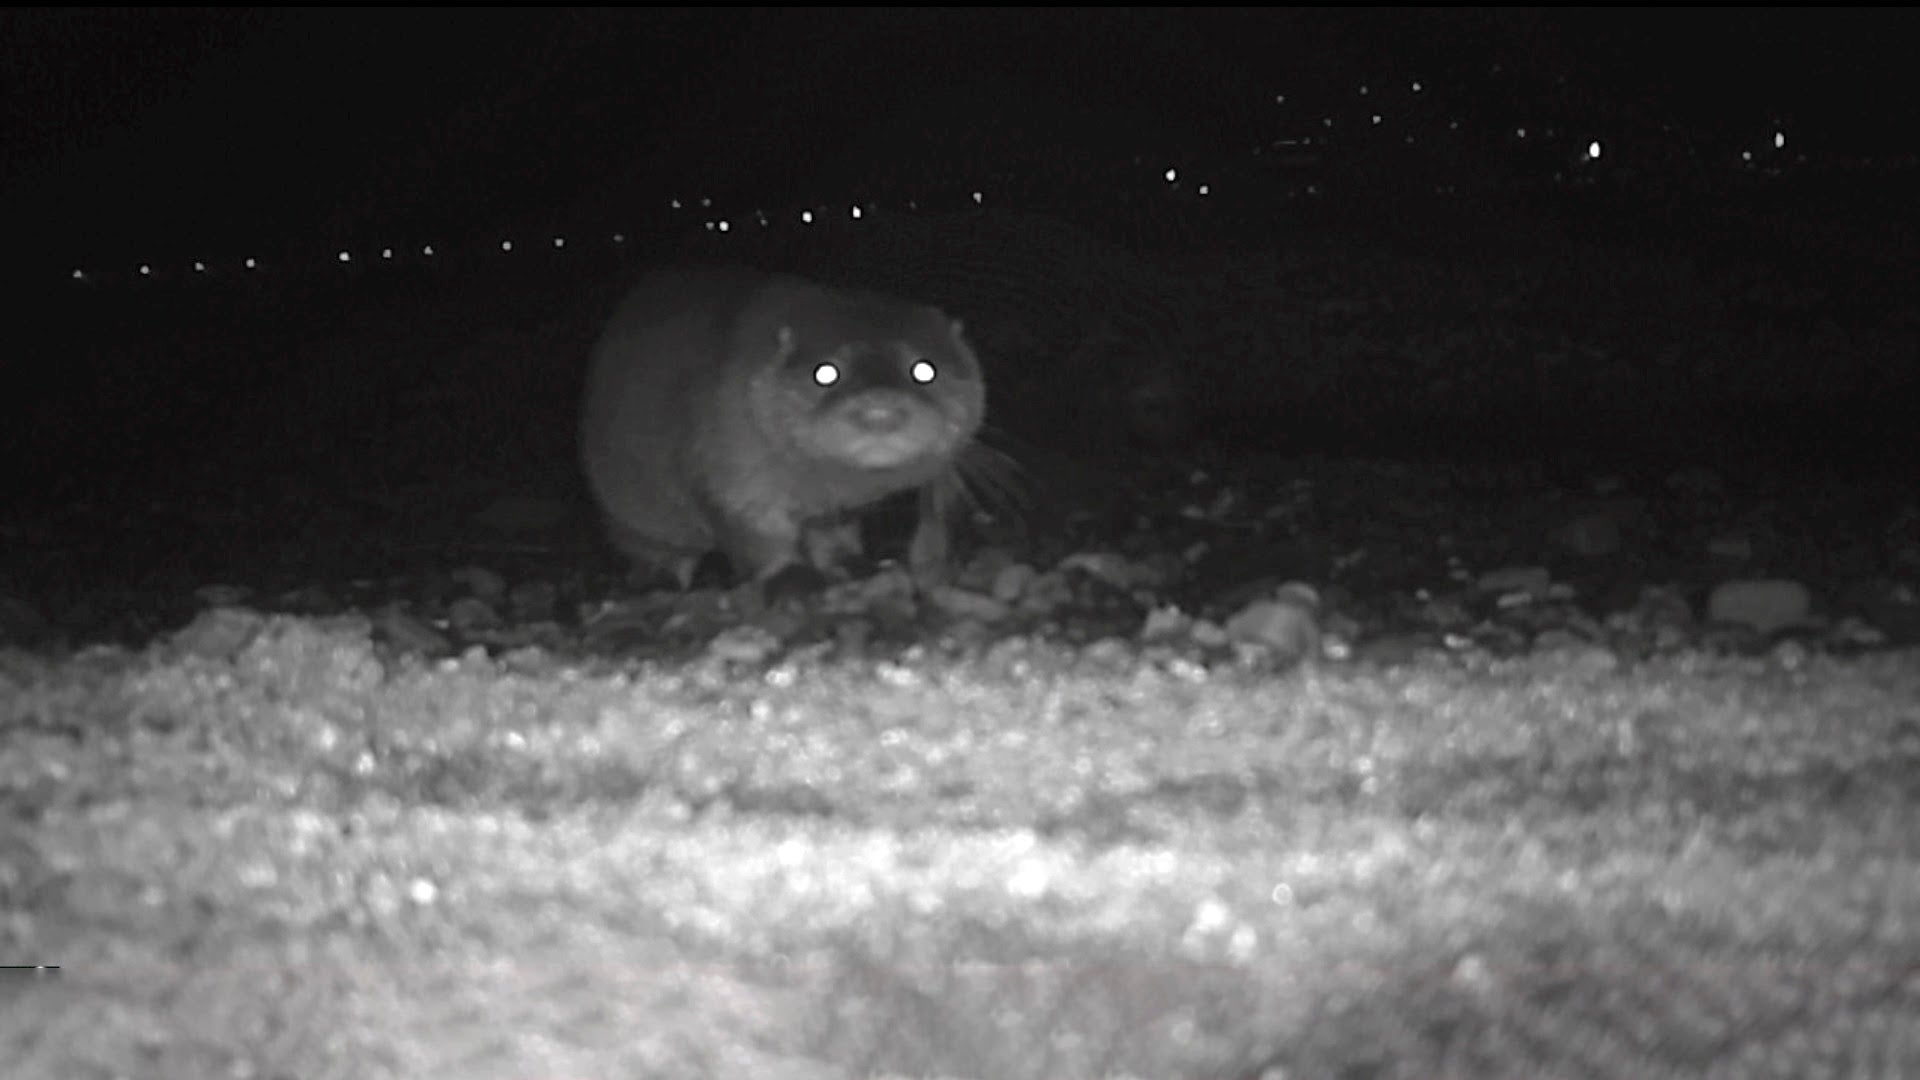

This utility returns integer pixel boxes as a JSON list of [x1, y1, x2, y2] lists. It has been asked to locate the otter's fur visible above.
[[580, 267, 987, 587]]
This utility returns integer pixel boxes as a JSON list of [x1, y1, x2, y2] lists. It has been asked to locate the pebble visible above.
[[1706, 579, 1812, 634]]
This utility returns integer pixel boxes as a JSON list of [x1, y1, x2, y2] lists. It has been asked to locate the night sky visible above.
[[4, 8, 1915, 277], [2, 7, 1916, 506]]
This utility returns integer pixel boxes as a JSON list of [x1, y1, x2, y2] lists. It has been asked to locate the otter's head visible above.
[[749, 285, 987, 478]]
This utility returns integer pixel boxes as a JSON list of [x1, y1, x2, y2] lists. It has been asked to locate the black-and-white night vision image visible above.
[[2, 9, 1917, 1078]]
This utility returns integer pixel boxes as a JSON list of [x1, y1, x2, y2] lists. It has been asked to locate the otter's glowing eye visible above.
[[812, 362, 841, 387], [908, 359, 937, 384]]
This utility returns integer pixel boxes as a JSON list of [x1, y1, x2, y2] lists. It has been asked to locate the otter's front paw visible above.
[[761, 562, 832, 607], [689, 551, 737, 591]]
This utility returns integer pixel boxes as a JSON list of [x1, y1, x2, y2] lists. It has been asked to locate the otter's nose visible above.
[[851, 400, 911, 432]]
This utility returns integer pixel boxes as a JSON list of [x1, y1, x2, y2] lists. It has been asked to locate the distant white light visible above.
[[717, 220, 730, 232], [1274, 93, 1285, 105], [971, 190, 983, 205], [140, 265, 152, 275], [1411, 80, 1423, 93], [1774, 130, 1786, 150], [245, 257, 258, 269], [699, 196, 712, 208], [552, 236, 565, 248], [1586, 140, 1603, 161], [1371, 114, 1382, 125], [381, 247, 393, 259], [499, 240, 513, 252], [611, 233, 625, 244], [669, 198, 683, 209], [1358, 84, 1369, 96], [1515, 127, 1527, 139], [800, 210, 815, 224], [70, 268, 84, 281], [1197, 183, 1210, 196], [1742, 150, 1754, 162], [336, 250, 350, 263], [421, 245, 434, 257], [193, 261, 206, 273], [704, 221, 715, 232], [1322, 117, 1334, 128], [1164, 167, 1178, 183], [1449, 119, 1460, 130]]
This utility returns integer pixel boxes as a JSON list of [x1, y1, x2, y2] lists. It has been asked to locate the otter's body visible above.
[[580, 267, 986, 586]]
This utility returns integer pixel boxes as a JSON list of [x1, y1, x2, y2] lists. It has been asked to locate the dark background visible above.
[[1, 8, 1915, 526], [5, 8, 1914, 273]]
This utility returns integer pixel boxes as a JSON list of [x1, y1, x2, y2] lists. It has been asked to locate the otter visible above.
[[580, 267, 989, 595]]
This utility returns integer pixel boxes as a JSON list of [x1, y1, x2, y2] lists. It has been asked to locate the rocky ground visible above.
[[2, 191, 1918, 1078]]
